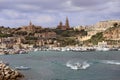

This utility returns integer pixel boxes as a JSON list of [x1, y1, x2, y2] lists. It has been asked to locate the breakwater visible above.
[[0, 61, 24, 80]]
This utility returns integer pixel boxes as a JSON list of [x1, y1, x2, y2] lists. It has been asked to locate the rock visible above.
[[0, 75, 3, 80], [0, 61, 24, 80], [5, 73, 11, 78], [4, 66, 10, 70]]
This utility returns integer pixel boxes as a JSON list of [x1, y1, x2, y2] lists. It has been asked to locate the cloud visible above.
[[0, 0, 120, 27], [0, 9, 23, 19], [29, 14, 56, 27], [16, 4, 41, 12]]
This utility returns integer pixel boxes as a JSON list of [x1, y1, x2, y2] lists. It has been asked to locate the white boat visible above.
[[96, 47, 110, 51], [118, 48, 120, 51], [72, 63, 83, 70], [66, 62, 90, 70], [15, 66, 31, 70]]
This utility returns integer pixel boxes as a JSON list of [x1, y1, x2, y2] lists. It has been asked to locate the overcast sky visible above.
[[0, 0, 120, 27]]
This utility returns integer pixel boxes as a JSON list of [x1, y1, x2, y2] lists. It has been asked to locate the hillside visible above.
[[85, 23, 120, 45], [103, 25, 120, 40]]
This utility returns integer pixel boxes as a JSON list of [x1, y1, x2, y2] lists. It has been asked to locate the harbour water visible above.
[[0, 51, 120, 80]]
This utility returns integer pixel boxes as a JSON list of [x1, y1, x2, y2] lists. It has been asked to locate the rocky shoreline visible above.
[[0, 62, 24, 80]]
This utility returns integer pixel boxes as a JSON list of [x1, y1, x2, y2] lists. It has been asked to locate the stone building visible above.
[[0, 37, 16, 49], [21, 21, 42, 32], [57, 17, 70, 30], [73, 26, 87, 31], [34, 31, 57, 47], [34, 32, 56, 39]]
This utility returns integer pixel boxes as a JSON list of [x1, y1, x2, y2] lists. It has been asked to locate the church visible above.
[[57, 17, 70, 30]]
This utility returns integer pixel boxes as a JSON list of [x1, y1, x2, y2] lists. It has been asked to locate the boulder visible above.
[[0, 62, 24, 80]]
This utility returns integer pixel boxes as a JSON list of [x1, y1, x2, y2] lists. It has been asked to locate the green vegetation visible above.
[[86, 32, 104, 45], [54, 29, 87, 37], [57, 37, 78, 46], [53, 29, 87, 46], [0, 33, 13, 37], [113, 22, 118, 27], [25, 36, 38, 40], [106, 22, 120, 31], [15, 31, 27, 36]]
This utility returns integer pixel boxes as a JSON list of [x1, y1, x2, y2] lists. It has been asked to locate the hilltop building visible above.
[[73, 25, 88, 31], [57, 17, 70, 30], [21, 21, 42, 32]]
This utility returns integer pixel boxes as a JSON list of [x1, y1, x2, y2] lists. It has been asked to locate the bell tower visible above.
[[65, 17, 70, 28], [29, 21, 32, 26]]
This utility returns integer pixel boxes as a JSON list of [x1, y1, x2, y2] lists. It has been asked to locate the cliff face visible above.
[[95, 20, 120, 26], [103, 26, 120, 40], [86, 20, 120, 38]]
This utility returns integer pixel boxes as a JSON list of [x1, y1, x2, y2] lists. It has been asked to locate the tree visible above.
[[113, 23, 118, 27], [88, 32, 104, 45]]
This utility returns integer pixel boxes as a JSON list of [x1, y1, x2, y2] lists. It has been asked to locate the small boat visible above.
[[66, 62, 90, 70], [67, 62, 83, 70], [74, 63, 83, 70], [15, 66, 31, 70]]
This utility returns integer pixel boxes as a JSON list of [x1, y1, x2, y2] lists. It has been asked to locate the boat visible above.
[[72, 63, 83, 70], [15, 66, 31, 70], [95, 46, 110, 51], [109, 48, 118, 51], [66, 61, 90, 70]]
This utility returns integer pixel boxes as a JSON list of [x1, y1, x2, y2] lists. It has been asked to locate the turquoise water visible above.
[[0, 51, 120, 80]]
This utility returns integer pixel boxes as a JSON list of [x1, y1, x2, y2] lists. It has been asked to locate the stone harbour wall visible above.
[[0, 62, 24, 80]]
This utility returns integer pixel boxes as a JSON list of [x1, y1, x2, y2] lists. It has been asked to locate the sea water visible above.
[[0, 51, 120, 80]]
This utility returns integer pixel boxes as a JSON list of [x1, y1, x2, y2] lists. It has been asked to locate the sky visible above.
[[0, 0, 120, 28]]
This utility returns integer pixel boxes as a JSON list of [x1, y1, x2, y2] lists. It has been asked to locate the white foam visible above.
[[66, 61, 90, 70], [101, 60, 120, 65]]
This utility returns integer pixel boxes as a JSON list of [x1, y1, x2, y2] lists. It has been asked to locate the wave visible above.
[[101, 60, 120, 65], [66, 61, 90, 70]]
